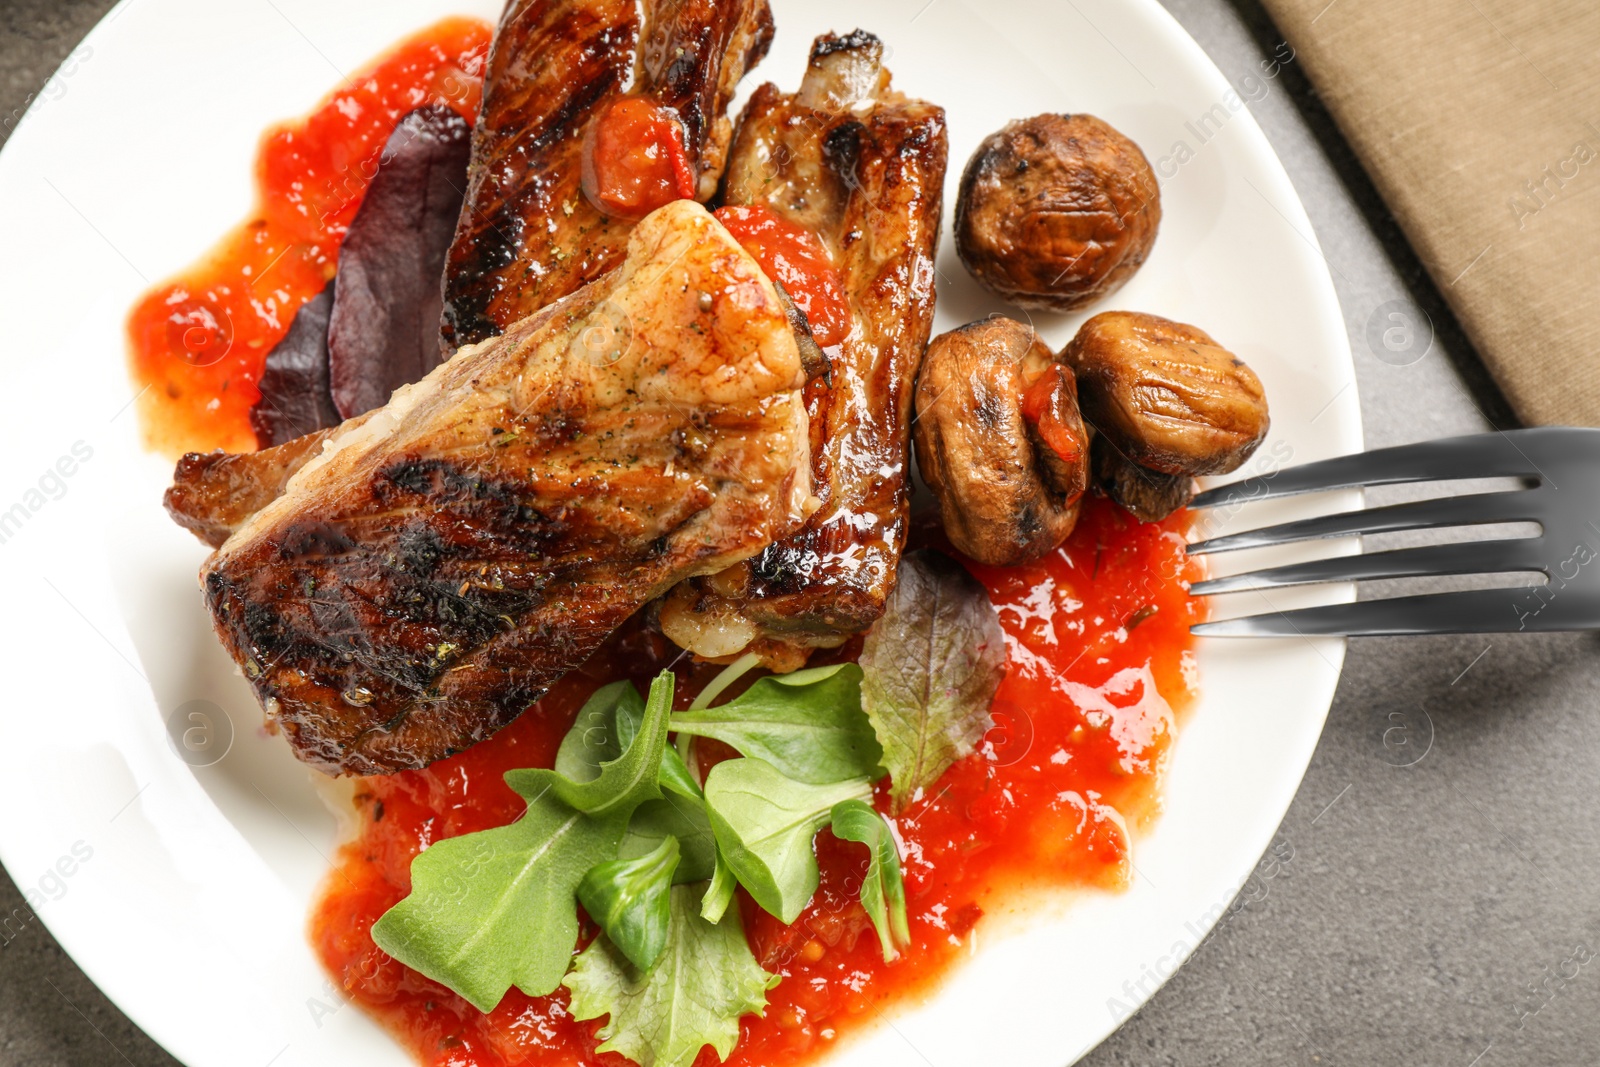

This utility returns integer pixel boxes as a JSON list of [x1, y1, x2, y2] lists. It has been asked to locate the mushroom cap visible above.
[[955, 113, 1161, 312]]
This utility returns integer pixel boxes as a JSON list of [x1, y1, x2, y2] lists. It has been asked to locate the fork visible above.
[[1185, 427, 1600, 637]]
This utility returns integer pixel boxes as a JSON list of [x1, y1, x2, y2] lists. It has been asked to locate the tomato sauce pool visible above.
[[312, 498, 1203, 1067], [126, 20, 1206, 1067], [124, 19, 492, 456]]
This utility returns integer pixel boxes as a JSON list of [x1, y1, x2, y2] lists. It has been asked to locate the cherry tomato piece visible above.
[[714, 204, 851, 347], [581, 96, 697, 220], [1022, 363, 1087, 468]]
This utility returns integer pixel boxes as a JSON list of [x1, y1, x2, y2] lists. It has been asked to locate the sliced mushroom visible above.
[[1064, 310, 1269, 477], [955, 114, 1160, 311], [912, 316, 1090, 565]]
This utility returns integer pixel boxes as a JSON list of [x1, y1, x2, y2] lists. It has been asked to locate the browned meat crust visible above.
[[165, 428, 344, 548], [197, 203, 812, 775], [440, 0, 775, 352], [658, 31, 948, 667]]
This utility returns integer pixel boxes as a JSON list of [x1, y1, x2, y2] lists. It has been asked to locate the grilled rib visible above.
[[658, 30, 948, 669], [166, 428, 345, 548], [441, 0, 775, 352], [196, 202, 813, 775]]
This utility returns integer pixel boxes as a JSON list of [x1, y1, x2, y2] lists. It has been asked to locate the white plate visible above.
[[0, 1, 1360, 1064]]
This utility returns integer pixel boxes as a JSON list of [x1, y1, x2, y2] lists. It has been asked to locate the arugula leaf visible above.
[[371, 672, 673, 1011], [555, 679, 640, 780], [859, 550, 1007, 813], [559, 678, 701, 800], [559, 678, 714, 883], [703, 758, 873, 923], [830, 800, 910, 961], [565, 884, 778, 1067], [525, 673, 672, 816], [669, 664, 883, 785], [578, 837, 680, 971]]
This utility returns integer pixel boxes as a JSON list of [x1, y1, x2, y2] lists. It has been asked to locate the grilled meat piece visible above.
[[195, 202, 813, 775], [659, 30, 948, 669], [166, 427, 346, 547], [440, 0, 775, 352]]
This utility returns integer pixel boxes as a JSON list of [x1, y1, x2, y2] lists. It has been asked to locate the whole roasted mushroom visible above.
[[955, 113, 1160, 311], [1064, 310, 1270, 520], [913, 316, 1090, 565], [1090, 437, 1196, 523], [1065, 310, 1269, 474]]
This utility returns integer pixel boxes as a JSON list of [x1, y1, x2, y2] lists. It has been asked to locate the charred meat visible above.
[[440, 0, 775, 351], [191, 202, 814, 775], [167, 427, 345, 547], [659, 29, 949, 670]]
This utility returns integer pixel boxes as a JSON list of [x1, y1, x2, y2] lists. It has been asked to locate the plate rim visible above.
[[0, 0, 1363, 1064]]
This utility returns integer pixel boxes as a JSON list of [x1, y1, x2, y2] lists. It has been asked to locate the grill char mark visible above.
[[660, 30, 949, 660], [441, 0, 775, 352], [191, 202, 812, 775]]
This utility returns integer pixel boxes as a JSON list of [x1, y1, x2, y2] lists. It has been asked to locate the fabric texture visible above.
[[1259, 0, 1600, 427]]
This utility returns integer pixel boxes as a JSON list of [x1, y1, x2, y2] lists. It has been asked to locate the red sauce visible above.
[[127, 22, 1207, 1065], [714, 205, 851, 348], [582, 98, 698, 220], [123, 18, 492, 456], [311, 498, 1203, 1067]]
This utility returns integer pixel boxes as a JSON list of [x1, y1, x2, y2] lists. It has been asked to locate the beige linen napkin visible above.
[[1258, 0, 1600, 427]]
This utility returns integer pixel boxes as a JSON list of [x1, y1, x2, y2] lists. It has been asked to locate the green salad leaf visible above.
[[620, 794, 717, 884], [703, 758, 873, 923], [859, 550, 1007, 812], [700, 842, 738, 924], [559, 678, 701, 800], [578, 836, 681, 972], [830, 799, 910, 961], [370, 672, 674, 1012], [555, 679, 641, 780], [565, 884, 779, 1067], [669, 664, 883, 785], [559, 677, 715, 883]]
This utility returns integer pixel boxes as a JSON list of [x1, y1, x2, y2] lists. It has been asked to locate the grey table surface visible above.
[[3, 0, 1595, 1064]]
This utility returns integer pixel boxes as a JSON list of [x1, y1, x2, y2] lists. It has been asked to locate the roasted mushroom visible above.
[[913, 316, 1090, 565], [955, 113, 1160, 311], [1091, 436, 1196, 523], [1065, 310, 1269, 475], [1062, 310, 1269, 520]]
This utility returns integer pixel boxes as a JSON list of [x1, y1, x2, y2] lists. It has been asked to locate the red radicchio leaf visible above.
[[327, 104, 472, 419], [250, 280, 340, 448]]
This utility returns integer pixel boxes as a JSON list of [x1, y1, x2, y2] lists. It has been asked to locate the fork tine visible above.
[[1192, 587, 1553, 637], [1188, 490, 1537, 555], [1190, 430, 1553, 511], [1190, 538, 1545, 596]]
